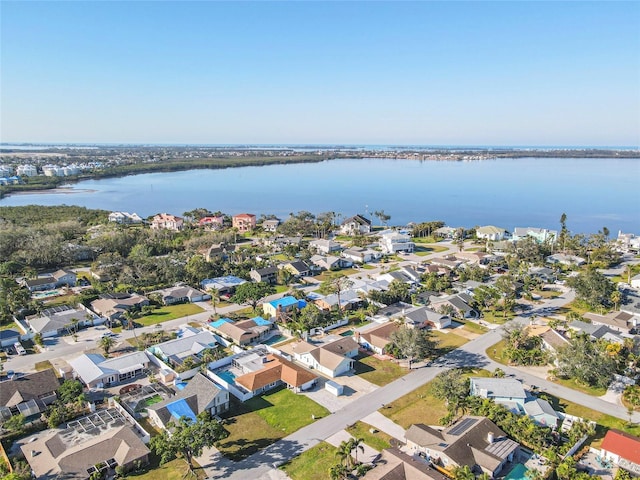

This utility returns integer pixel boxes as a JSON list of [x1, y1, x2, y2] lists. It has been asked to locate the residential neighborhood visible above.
[[1, 206, 639, 480]]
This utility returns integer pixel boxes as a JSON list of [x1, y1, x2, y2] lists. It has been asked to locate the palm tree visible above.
[[611, 290, 622, 310], [336, 440, 354, 470], [210, 288, 220, 315], [328, 463, 348, 480], [100, 335, 115, 356], [349, 437, 365, 465]]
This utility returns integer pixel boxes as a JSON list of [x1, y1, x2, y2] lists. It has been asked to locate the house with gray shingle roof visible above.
[[405, 416, 519, 478], [403, 306, 451, 330], [147, 373, 229, 430]]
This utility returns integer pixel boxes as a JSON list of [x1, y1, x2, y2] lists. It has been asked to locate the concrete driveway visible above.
[[299, 372, 378, 413]]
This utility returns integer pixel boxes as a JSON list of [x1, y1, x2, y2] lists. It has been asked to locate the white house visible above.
[[290, 337, 359, 378], [341, 247, 381, 264], [109, 212, 143, 224], [309, 239, 342, 255], [379, 231, 415, 254], [476, 226, 508, 241], [69, 351, 152, 388], [512, 227, 558, 243], [340, 214, 371, 235]]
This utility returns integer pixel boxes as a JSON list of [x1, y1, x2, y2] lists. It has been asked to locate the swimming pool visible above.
[[262, 335, 287, 345], [216, 370, 237, 384], [505, 463, 529, 480]]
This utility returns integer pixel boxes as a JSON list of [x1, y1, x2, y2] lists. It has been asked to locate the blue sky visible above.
[[1, 1, 639, 146]]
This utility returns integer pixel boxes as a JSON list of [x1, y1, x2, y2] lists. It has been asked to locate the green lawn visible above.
[[313, 269, 359, 281], [124, 454, 206, 480], [431, 330, 469, 354], [274, 285, 290, 294], [138, 304, 204, 326], [0, 321, 19, 331], [382, 368, 492, 429], [460, 321, 488, 334], [413, 244, 449, 256], [610, 264, 640, 284], [281, 441, 339, 480], [35, 360, 54, 372], [412, 236, 439, 244], [354, 352, 408, 386], [218, 387, 329, 461], [486, 339, 508, 364], [481, 309, 514, 324], [557, 300, 592, 318], [361, 264, 375, 270], [533, 288, 562, 299], [346, 421, 393, 451], [551, 376, 607, 397]]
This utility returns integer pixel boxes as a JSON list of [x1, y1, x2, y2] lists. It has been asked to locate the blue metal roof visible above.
[[209, 317, 233, 328], [267, 296, 299, 309], [251, 316, 272, 326], [166, 398, 197, 422]]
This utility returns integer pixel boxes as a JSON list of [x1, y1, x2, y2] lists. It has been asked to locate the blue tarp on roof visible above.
[[268, 296, 298, 309], [251, 316, 272, 326], [166, 398, 197, 422], [209, 318, 233, 328]]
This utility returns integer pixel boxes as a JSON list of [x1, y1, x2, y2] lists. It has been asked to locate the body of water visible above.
[[1, 157, 638, 233]]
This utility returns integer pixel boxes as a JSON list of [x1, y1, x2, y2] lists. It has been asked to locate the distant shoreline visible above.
[[1, 151, 638, 198]]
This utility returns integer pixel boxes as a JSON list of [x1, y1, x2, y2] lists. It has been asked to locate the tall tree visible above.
[[568, 269, 615, 309], [100, 335, 116, 356], [232, 282, 276, 311], [555, 334, 617, 389], [389, 325, 437, 368], [150, 412, 228, 473], [431, 369, 470, 414]]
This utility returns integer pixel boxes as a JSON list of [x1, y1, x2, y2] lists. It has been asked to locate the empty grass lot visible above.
[[138, 304, 204, 326], [346, 421, 393, 451], [431, 330, 469, 355], [281, 441, 339, 480], [382, 368, 492, 429], [413, 244, 449, 256], [124, 454, 206, 480], [354, 352, 408, 386], [217, 387, 329, 461]]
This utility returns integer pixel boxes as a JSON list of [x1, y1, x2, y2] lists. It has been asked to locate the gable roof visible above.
[[601, 429, 640, 465], [0, 369, 60, 407], [342, 214, 371, 226], [362, 448, 449, 480], [470, 377, 527, 400], [407, 416, 519, 474], [70, 351, 150, 385], [359, 322, 400, 349], [235, 354, 316, 392]]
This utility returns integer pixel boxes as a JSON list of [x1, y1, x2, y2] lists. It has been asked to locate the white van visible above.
[[14, 342, 26, 355]]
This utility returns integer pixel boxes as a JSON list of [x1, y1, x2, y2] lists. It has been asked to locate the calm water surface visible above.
[[1, 157, 638, 233]]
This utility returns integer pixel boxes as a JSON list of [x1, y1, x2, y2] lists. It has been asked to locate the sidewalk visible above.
[[361, 411, 406, 442]]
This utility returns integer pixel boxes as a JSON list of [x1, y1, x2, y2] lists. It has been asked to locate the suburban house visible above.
[[263, 296, 307, 320], [545, 253, 586, 267], [280, 260, 314, 277], [249, 266, 279, 284], [233, 352, 318, 396], [309, 239, 343, 255], [568, 320, 627, 344], [310, 254, 352, 271], [0, 369, 59, 421], [528, 266, 556, 283], [377, 267, 422, 286], [341, 247, 381, 264], [378, 230, 415, 254], [22, 269, 77, 292], [356, 322, 401, 354], [150, 213, 183, 231], [403, 306, 451, 330], [232, 213, 256, 232], [512, 227, 558, 243], [19, 409, 150, 480], [200, 275, 247, 296], [147, 373, 230, 430], [26, 305, 99, 338], [150, 285, 211, 305], [429, 257, 463, 270], [90, 293, 150, 321], [584, 310, 637, 332], [469, 377, 559, 428], [313, 290, 364, 312], [434, 226, 458, 239], [430, 293, 477, 318], [600, 430, 640, 476], [476, 226, 509, 241], [405, 416, 519, 478], [361, 448, 450, 480], [534, 326, 570, 357], [616, 231, 640, 254], [290, 337, 359, 378], [147, 329, 219, 368], [262, 218, 280, 232], [0, 329, 21, 348], [69, 351, 152, 388], [208, 317, 274, 346], [108, 211, 143, 224], [204, 243, 228, 262], [340, 214, 372, 235], [198, 215, 225, 229], [455, 251, 490, 265]]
